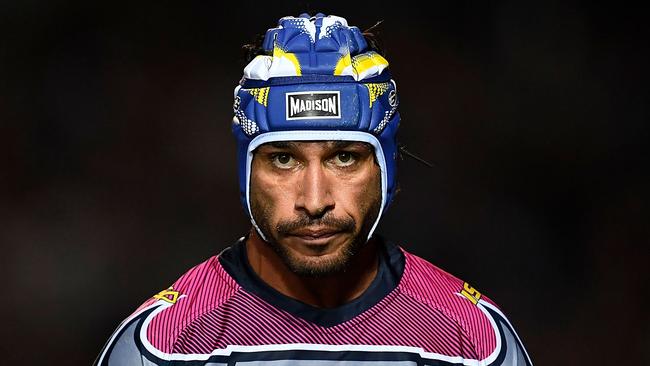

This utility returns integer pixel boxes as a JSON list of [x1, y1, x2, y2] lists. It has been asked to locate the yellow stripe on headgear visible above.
[[352, 52, 389, 77], [364, 82, 391, 107], [334, 53, 352, 76], [247, 87, 270, 106], [273, 45, 302, 76]]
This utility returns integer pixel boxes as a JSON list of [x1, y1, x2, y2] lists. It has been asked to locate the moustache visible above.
[[276, 214, 355, 235]]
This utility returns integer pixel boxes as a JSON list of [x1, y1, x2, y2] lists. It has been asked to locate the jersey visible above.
[[95, 237, 532, 365]]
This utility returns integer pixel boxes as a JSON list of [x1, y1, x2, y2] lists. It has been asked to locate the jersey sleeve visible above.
[[93, 255, 236, 365], [476, 299, 533, 366], [454, 280, 533, 365], [93, 300, 160, 366]]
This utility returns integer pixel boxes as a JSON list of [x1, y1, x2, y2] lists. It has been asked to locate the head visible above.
[[231, 13, 400, 275]]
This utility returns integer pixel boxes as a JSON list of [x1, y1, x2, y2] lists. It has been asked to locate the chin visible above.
[[275, 237, 360, 277], [285, 255, 350, 277]]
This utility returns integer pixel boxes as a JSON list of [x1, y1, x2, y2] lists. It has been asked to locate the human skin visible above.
[[247, 140, 382, 308]]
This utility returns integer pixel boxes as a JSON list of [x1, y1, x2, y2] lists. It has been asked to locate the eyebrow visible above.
[[330, 141, 375, 154], [331, 141, 359, 149], [267, 141, 297, 149]]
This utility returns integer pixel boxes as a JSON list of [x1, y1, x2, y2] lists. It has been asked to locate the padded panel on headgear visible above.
[[265, 83, 364, 131]]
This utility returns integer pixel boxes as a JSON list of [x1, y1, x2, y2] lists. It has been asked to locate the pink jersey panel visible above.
[[145, 256, 239, 353], [399, 250, 498, 359]]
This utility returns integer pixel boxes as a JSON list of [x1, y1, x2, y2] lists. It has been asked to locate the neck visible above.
[[245, 229, 379, 308]]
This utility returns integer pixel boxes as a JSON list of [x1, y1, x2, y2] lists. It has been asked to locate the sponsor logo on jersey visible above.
[[460, 282, 482, 305], [153, 286, 180, 304], [286, 91, 341, 120]]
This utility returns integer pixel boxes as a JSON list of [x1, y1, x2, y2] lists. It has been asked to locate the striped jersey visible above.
[[95, 238, 532, 365]]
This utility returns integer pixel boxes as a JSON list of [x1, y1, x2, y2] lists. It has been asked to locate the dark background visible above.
[[2, 1, 648, 364]]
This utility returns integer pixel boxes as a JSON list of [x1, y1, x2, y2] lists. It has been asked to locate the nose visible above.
[[295, 163, 335, 218]]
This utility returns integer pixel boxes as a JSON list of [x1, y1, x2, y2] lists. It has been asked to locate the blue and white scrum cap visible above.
[[232, 13, 400, 241]]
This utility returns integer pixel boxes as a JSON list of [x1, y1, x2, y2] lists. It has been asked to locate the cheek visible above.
[[250, 172, 295, 219], [334, 169, 382, 216]]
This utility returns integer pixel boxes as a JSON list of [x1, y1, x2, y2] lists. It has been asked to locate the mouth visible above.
[[286, 228, 343, 244]]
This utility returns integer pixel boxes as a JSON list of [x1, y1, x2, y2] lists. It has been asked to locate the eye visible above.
[[332, 152, 356, 167], [277, 154, 291, 164], [271, 153, 297, 169]]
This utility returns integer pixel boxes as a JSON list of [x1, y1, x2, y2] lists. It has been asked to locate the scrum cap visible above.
[[232, 13, 400, 240]]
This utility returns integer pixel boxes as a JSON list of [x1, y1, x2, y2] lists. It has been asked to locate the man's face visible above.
[[249, 141, 382, 277]]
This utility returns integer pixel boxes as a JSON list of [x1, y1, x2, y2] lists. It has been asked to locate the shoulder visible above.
[[94, 253, 240, 365], [397, 247, 533, 365], [398, 248, 497, 310], [144, 255, 241, 351]]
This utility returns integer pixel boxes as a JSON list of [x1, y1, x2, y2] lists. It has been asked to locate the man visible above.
[[95, 13, 533, 365]]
